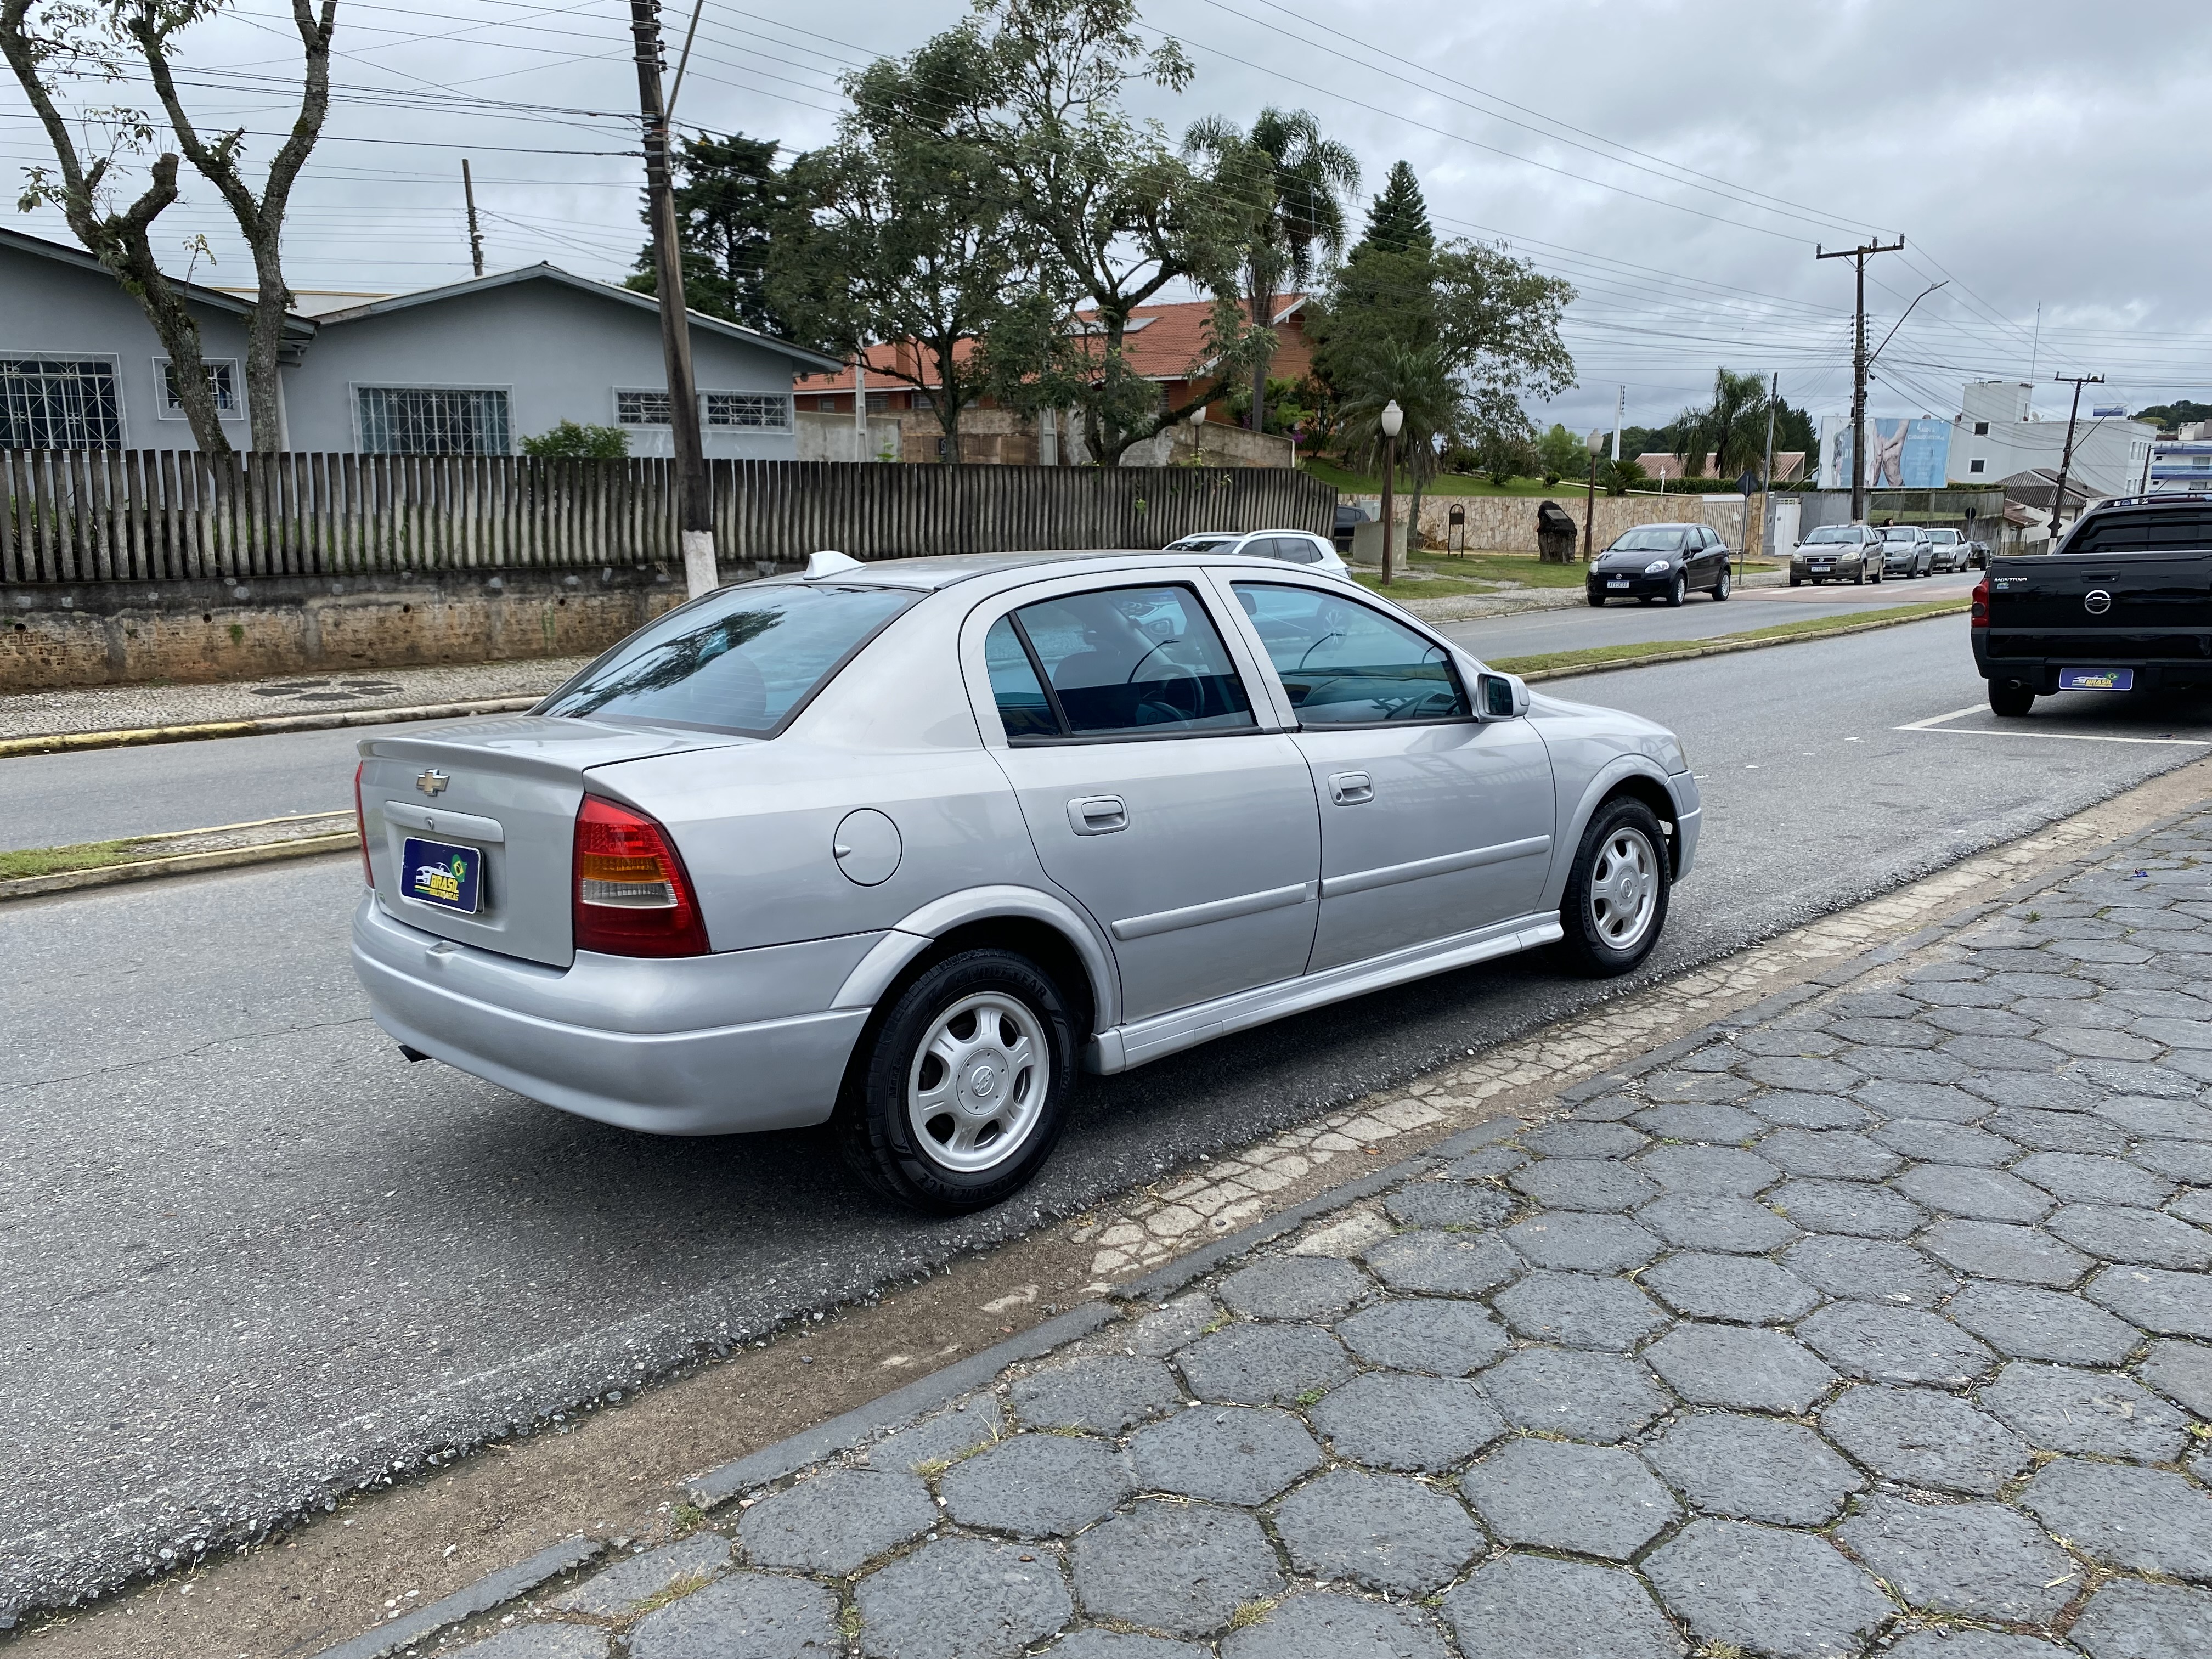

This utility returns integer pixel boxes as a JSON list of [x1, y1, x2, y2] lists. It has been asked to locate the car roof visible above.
[[765, 548, 1327, 594]]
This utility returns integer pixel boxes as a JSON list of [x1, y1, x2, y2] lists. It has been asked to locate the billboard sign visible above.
[[1822, 417, 1953, 490], [2091, 405, 2128, 419]]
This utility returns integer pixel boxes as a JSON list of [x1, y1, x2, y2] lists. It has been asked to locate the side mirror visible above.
[[1477, 671, 1530, 719]]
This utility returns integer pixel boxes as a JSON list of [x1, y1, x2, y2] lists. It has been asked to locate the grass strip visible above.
[[1487, 600, 1968, 679], [0, 838, 154, 879]]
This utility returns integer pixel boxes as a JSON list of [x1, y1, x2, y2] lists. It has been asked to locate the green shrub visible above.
[[521, 421, 629, 460]]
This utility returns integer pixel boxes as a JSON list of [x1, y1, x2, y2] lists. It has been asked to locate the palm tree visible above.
[[1676, 368, 1770, 483], [1186, 109, 1359, 433], [1338, 340, 1461, 572]]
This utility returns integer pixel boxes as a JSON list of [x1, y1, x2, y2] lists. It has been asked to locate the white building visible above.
[[2148, 439, 2212, 494], [1947, 381, 2157, 496]]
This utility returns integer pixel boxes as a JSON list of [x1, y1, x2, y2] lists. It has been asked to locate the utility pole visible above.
[[461, 159, 484, 278], [1613, 386, 1624, 463], [1757, 370, 1778, 573], [2048, 373, 2104, 544], [1818, 236, 1906, 523], [629, 0, 715, 599]]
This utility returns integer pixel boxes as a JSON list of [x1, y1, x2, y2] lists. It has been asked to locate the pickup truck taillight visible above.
[[573, 794, 709, 957], [1970, 578, 1989, 629], [354, 762, 372, 885]]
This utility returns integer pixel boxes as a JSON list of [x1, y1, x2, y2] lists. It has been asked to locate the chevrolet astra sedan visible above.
[[353, 550, 1700, 1211]]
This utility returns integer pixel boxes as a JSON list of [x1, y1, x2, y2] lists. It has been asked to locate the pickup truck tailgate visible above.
[[1987, 554, 2212, 662]]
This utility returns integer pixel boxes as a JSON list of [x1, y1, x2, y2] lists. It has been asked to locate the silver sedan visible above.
[[352, 549, 1701, 1211]]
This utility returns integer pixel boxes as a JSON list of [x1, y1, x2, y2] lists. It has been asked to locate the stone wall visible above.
[[0, 565, 690, 691], [1348, 492, 1749, 554]]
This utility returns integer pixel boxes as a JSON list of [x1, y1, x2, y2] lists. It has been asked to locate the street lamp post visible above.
[[1583, 427, 1605, 561], [1379, 399, 1403, 585]]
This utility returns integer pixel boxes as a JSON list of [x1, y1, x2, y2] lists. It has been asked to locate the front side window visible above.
[[0, 358, 121, 448], [1234, 583, 1469, 726], [704, 392, 791, 430], [158, 358, 238, 415], [538, 583, 915, 735], [617, 389, 673, 426], [357, 387, 510, 455], [998, 585, 1256, 740]]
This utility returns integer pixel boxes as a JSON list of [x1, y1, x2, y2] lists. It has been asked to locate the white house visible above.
[[1947, 381, 2157, 496]]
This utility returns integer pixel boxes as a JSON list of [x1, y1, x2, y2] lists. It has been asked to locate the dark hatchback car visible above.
[[1588, 524, 1732, 606]]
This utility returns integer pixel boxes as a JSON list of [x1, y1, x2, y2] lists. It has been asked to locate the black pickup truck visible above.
[[1973, 492, 2212, 716]]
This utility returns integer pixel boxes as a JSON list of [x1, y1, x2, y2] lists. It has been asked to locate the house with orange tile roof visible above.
[[791, 295, 1310, 465]]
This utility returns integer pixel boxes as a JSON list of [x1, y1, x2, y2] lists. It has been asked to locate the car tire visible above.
[[1556, 796, 1670, 978], [1988, 679, 2036, 718], [1666, 576, 1686, 607], [1853, 567, 1866, 585], [1588, 592, 1605, 607], [837, 948, 1075, 1213], [1712, 568, 1731, 601], [1789, 575, 1802, 588]]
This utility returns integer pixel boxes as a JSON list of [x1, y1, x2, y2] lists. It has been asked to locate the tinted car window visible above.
[[2064, 509, 2212, 554], [1006, 585, 1256, 739], [983, 616, 1058, 740], [1234, 583, 1469, 726], [539, 583, 914, 735], [1265, 535, 1323, 565]]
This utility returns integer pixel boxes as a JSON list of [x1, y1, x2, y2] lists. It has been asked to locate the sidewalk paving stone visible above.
[[445, 814, 2212, 1658]]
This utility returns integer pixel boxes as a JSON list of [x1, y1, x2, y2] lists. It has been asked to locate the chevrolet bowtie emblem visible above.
[[416, 769, 450, 797]]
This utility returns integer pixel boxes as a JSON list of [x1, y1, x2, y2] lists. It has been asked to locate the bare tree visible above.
[[126, 0, 336, 450], [2, 0, 229, 449]]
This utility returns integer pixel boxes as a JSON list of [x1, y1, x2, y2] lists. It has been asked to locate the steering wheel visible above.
[[1133, 658, 1205, 724]]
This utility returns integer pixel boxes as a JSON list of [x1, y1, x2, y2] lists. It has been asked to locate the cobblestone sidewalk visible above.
[[405, 812, 2212, 1659]]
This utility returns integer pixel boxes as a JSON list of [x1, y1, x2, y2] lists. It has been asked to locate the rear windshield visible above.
[[537, 583, 915, 735], [1803, 526, 1860, 544], [2063, 509, 2212, 555], [1609, 528, 1687, 552]]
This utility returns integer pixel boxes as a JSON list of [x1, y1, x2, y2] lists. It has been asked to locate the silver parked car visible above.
[[1921, 528, 1971, 573], [1878, 525, 1936, 578], [352, 550, 1701, 1211], [1163, 527, 1353, 581]]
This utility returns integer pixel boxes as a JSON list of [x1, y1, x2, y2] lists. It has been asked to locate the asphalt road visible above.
[[7, 611, 2212, 1614], [1440, 567, 1979, 663]]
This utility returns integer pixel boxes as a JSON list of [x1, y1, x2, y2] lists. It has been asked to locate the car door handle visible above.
[[1068, 795, 1128, 836], [1329, 771, 1374, 806]]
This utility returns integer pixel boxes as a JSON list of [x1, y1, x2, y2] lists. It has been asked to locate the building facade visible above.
[[1, 228, 837, 456]]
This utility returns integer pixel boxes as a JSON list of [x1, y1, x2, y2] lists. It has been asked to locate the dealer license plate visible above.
[[1607, 579, 1629, 589], [2059, 668, 2134, 692], [402, 837, 483, 913]]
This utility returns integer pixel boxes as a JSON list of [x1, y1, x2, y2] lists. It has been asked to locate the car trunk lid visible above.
[[359, 715, 751, 967]]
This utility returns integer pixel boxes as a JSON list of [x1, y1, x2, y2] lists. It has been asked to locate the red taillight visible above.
[[354, 761, 373, 885], [1971, 577, 1989, 629], [573, 794, 709, 957]]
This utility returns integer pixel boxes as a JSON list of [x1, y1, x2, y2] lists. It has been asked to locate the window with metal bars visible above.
[[616, 388, 673, 426], [0, 358, 122, 449], [157, 358, 239, 416], [703, 392, 790, 430], [356, 387, 511, 455]]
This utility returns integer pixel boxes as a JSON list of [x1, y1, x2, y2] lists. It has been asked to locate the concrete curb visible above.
[[309, 1536, 602, 1659], [0, 820, 355, 902], [292, 783, 2211, 1659], [1507, 600, 1971, 684], [0, 696, 541, 760]]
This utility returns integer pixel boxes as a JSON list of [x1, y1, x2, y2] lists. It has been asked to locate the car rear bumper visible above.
[[1972, 644, 2212, 693], [351, 896, 874, 1134]]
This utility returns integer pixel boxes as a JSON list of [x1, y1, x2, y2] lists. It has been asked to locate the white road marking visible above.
[[1897, 703, 2210, 747]]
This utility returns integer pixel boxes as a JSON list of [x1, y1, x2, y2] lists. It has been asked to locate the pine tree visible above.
[[1362, 161, 1433, 254]]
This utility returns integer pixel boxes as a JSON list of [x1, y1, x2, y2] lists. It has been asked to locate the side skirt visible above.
[[1085, 911, 1566, 1075]]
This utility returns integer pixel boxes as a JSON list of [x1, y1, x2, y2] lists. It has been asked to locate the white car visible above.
[[1163, 529, 1353, 581]]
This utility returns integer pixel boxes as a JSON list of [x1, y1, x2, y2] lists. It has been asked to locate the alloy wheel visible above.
[[1588, 826, 1659, 951]]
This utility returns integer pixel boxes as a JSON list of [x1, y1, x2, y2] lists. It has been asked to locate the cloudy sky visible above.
[[9, 0, 2208, 435]]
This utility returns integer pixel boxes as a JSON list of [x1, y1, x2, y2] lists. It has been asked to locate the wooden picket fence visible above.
[[0, 450, 1338, 586]]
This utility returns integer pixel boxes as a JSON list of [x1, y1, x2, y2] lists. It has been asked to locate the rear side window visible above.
[[1265, 535, 1324, 565], [984, 616, 1058, 740], [538, 583, 914, 735], [2064, 509, 2212, 555], [996, 585, 1256, 741], [1234, 583, 1469, 726]]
